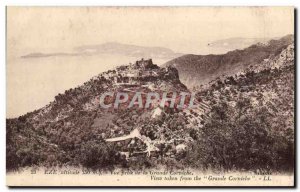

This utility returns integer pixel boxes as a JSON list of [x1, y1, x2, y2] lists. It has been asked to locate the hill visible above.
[[6, 59, 197, 170], [206, 37, 272, 54], [75, 42, 183, 60], [164, 35, 293, 88], [21, 42, 183, 60], [184, 39, 294, 171], [7, 36, 295, 173]]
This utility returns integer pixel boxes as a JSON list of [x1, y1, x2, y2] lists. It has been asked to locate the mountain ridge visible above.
[[164, 34, 293, 88], [21, 42, 183, 60]]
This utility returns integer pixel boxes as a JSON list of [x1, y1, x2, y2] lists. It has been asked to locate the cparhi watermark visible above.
[[98, 91, 198, 109]]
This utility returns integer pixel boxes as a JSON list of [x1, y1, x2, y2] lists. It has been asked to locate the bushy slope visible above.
[[6, 61, 192, 170], [184, 41, 294, 172]]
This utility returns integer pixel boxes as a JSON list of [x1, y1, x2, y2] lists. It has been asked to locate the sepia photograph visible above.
[[5, 6, 295, 187]]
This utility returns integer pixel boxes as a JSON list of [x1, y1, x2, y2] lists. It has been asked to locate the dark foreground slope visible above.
[[7, 59, 193, 171], [184, 41, 294, 172]]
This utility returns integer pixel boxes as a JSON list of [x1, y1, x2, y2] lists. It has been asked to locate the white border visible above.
[[0, 0, 298, 6], [0, 1, 298, 191]]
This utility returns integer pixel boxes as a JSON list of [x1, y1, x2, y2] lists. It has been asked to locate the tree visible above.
[[185, 97, 294, 172], [79, 140, 118, 170]]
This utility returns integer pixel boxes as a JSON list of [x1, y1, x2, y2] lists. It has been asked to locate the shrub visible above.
[[184, 99, 294, 172], [79, 140, 118, 170]]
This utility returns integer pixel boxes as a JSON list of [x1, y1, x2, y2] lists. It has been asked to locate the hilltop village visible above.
[[102, 58, 159, 84], [99, 58, 182, 90]]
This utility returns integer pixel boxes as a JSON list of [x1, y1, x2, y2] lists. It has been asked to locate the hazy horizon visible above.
[[19, 35, 290, 59]]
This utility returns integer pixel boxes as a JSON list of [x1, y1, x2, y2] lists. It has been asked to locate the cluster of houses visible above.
[[105, 128, 188, 160], [101, 59, 163, 86]]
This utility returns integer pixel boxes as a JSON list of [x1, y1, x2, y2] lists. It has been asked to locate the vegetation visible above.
[[185, 99, 294, 172], [6, 37, 294, 173]]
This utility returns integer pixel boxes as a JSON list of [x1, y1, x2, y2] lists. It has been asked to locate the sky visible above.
[[6, 7, 294, 118], [7, 7, 294, 55]]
